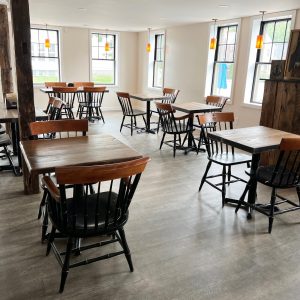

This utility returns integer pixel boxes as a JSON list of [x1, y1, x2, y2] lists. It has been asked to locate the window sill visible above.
[[242, 102, 262, 110]]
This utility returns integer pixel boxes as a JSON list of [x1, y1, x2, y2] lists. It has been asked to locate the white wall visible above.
[[137, 8, 300, 128], [33, 27, 139, 111]]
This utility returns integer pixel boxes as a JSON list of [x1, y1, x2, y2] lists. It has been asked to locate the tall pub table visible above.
[[172, 102, 222, 152], [208, 126, 300, 218], [20, 134, 143, 194], [0, 105, 47, 172], [130, 93, 169, 134]]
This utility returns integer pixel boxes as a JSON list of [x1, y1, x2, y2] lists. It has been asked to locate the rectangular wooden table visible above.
[[130, 93, 169, 134], [172, 102, 222, 151], [20, 134, 143, 194], [208, 126, 300, 217], [0, 106, 48, 169]]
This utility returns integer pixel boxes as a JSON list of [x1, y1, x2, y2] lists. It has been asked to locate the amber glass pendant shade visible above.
[[105, 41, 110, 52], [210, 37, 216, 49], [45, 38, 50, 48], [256, 34, 263, 49]]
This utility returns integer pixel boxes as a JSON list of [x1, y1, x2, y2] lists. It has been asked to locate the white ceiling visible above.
[[28, 0, 300, 32]]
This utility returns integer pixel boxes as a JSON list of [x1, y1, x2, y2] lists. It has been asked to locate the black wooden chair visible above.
[[198, 112, 252, 206], [29, 119, 89, 241], [117, 92, 147, 136], [52, 87, 77, 119], [77, 87, 106, 122], [43, 156, 150, 293], [156, 102, 196, 157], [235, 138, 300, 233], [0, 133, 17, 176]]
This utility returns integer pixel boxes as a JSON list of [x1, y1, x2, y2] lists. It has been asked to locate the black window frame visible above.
[[30, 27, 61, 84], [250, 18, 291, 103], [152, 33, 164, 88], [211, 24, 238, 95], [91, 33, 116, 85]]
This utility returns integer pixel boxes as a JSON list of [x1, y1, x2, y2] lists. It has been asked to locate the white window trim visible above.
[[147, 29, 166, 91], [30, 24, 62, 87], [205, 18, 241, 104], [243, 10, 296, 106], [89, 30, 119, 87]]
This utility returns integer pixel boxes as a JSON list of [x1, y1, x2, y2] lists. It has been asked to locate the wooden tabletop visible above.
[[20, 134, 143, 175], [208, 126, 300, 154], [172, 102, 222, 113], [0, 105, 47, 122], [130, 93, 169, 101]]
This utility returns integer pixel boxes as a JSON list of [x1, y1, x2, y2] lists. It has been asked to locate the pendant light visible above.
[[210, 19, 218, 50], [146, 28, 151, 53], [104, 29, 110, 52], [44, 24, 50, 49], [256, 11, 266, 49]]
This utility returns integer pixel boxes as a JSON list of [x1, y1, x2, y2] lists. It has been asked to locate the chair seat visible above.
[[256, 165, 298, 188], [0, 134, 11, 146], [126, 109, 146, 116], [50, 191, 128, 236], [209, 152, 252, 166]]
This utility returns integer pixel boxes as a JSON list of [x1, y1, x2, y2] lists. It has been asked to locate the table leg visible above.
[[22, 157, 40, 194], [141, 101, 156, 134]]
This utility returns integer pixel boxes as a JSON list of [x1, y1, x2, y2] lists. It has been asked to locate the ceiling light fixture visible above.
[[146, 28, 151, 53], [210, 19, 218, 50], [256, 11, 266, 49], [105, 29, 110, 52], [44, 24, 51, 49]]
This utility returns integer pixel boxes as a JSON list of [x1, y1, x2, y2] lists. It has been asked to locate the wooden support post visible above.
[[10, 0, 37, 194], [0, 4, 14, 99]]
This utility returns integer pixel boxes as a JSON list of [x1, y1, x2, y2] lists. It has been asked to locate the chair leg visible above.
[[160, 132, 166, 150], [235, 180, 251, 213], [227, 166, 231, 185], [199, 161, 212, 191], [99, 108, 105, 123], [268, 188, 277, 234], [157, 116, 161, 133], [130, 117, 133, 136], [118, 227, 134, 272], [134, 116, 137, 126], [120, 116, 125, 132], [222, 165, 227, 207], [297, 187, 300, 205], [142, 115, 147, 127], [59, 237, 73, 293], [46, 225, 56, 256], [3, 145, 17, 175], [38, 190, 47, 219], [41, 206, 49, 243], [173, 134, 177, 158]]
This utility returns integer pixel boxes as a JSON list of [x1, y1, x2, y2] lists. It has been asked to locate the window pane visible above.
[[273, 21, 288, 43], [92, 34, 98, 46], [107, 35, 115, 47], [32, 57, 59, 84], [271, 43, 284, 60], [285, 21, 291, 42], [212, 62, 233, 97], [48, 31, 58, 44], [259, 44, 272, 62], [252, 63, 271, 103], [227, 26, 237, 44], [98, 35, 105, 46], [31, 29, 39, 43], [217, 45, 226, 61], [225, 45, 235, 61], [263, 22, 275, 43], [31, 43, 39, 56], [153, 61, 163, 88], [219, 27, 228, 44], [92, 60, 114, 84]]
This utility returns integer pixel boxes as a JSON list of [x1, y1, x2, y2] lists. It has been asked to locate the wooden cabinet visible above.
[[260, 79, 300, 165], [260, 79, 300, 134]]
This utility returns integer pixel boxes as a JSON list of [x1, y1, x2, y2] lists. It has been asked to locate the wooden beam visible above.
[[0, 4, 13, 97], [10, 0, 37, 193]]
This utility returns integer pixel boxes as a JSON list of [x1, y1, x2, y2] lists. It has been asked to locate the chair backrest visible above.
[[52, 87, 77, 108], [49, 98, 65, 120], [29, 119, 88, 139], [162, 88, 180, 104], [156, 102, 189, 133], [206, 95, 228, 110], [45, 157, 150, 234], [45, 82, 67, 88], [83, 87, 106, 107], [268, 138, 300, 187], [197, 112, 234, 155], [73, 82, 95, 88], [116, 92, 134, 116]]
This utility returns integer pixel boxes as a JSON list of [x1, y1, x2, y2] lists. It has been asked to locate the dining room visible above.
[[0, 0, 300, 299]]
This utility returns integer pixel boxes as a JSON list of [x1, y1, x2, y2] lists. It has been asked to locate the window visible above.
[[153, 34, 164, 88], [31, 28, 60, 84], [211, 25, 238, 97], [91, 33, 116, 85], [251, 18, 291, 103]]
